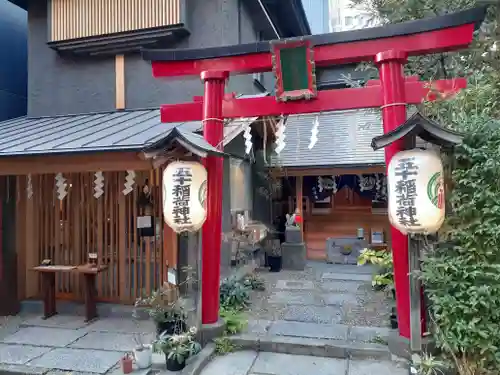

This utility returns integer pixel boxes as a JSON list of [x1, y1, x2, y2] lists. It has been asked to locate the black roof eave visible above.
[[144, 127, 227, 157], [0, 126, 226, 159], [142, 6, 487, 62], [371, 112, 464, 150]]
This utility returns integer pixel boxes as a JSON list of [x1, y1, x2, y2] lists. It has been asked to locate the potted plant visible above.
[[121, 353, 133, 374], [135, 284, 188, 336], [340, 244, 353, 256], [133, 334, 152, 369], [153, 327, 201, 372], [267, 239, 282, 272]]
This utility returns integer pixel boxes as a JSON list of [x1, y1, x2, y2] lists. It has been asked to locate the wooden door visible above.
[[30, 170, 169, 303]]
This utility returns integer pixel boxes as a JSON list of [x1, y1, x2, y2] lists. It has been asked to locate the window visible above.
[[50, 0, 182, 41], [229, 158, 252, 211], [344, 16, 354, 26]]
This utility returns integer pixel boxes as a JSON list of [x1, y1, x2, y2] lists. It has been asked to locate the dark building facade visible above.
[[0, 0, 27, 121]]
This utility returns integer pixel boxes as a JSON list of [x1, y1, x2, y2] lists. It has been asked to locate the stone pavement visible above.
[[0, 314, 156, 374], [243, 262, 394, 355], [201, 351, 406, 375]]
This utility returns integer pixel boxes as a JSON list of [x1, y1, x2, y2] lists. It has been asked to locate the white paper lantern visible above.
[[163, 161, 207, 233], [387, 149, 445, 234]]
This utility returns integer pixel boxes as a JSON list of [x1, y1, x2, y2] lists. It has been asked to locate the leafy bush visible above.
[[420, 80, 500, 374], [219, 307, 248, 335], [357, 248, 394, 290], [219, 277, 250, 310], [214, 337, 239, 355]]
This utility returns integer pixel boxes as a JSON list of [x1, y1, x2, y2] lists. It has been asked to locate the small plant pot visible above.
[[134, 346, 152, 369], [268, 256, 282, 272], [156, 320, 187, 336], [121, 357, 133, 374], [166, 356, 186, 372]]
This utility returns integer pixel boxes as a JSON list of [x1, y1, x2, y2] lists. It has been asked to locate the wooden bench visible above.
[[33, 264, 109, 322]]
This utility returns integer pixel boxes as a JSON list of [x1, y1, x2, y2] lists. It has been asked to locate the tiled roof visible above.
[[0, 94, 265, 157], [269, 108, 386, 168]]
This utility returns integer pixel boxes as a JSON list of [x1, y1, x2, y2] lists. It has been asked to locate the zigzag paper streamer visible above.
[[55, 173, 68, 201], [122, 170, 136, 195], [274, 116, 286, 155], [308, 115, 319, 149], [94, 171, 104, 199], [243, 125, 253, 154], [27, 173, 33, 199]]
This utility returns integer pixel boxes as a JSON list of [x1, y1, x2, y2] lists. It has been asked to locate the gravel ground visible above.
[[246, 261, 393, 328]]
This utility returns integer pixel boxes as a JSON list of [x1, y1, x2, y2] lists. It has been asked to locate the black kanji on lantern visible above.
[[394, 157, 420, 227], [172, 167, 193, 225]]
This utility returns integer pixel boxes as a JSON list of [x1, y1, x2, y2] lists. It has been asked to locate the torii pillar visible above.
[[143, 6, 486, 339]]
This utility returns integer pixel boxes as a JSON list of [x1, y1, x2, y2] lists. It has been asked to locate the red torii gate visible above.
[[143, 6, 486, 339]]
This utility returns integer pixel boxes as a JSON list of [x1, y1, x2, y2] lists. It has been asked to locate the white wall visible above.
[[328, 0, 378, 32]]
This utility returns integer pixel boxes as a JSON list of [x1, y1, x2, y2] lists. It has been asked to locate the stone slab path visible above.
[[0, 314, 157, 374], [201, 351, 406, 375], [246, 262, 394, 345]]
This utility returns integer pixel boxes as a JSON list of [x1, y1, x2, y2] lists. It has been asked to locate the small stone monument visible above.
[[281, 209, 306, 270]]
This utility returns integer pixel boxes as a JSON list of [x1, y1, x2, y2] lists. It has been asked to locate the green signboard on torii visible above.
[[271, 39, 317, 102]]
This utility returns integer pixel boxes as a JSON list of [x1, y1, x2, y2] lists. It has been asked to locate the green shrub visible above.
[[357, 248, 394, 290], [219, 307, 248, 335], [219, 277, 250, 310], [420, 80, 500, 374]]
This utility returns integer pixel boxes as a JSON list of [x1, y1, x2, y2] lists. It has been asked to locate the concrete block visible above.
[[21, 315, 89, 330], [283, 305, 343, 324], [348, 358, 407, 375], [281, 243, 306, 271], [285, 227, 302, 243], [1, 327, 86, 347], [268, 321, 348, 341], [321, 273, 372, 282], [267, 291, 320, 306], [28, 348, 123, 374], [275, 280, 314, 291], [349, 326, 391, 343], [251, 352, 346, 375], [69, 331, 154, 352], [199, 350, 257, 375], [0, 344, 52, 365], [199, 319, 225, 346]]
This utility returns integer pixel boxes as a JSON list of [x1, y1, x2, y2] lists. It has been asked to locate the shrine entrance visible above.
[[142, 6, 486, 339]]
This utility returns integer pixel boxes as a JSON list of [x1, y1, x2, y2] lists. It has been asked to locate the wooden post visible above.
[[115, 55, 125, 110], [16, 176, 26, 300], [25, 176, 38, 298], [118, 172, 127, 302]]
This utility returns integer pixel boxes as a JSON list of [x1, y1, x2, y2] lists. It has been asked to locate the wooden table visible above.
[[75, 265, 108, 322], [33, 264, 109, 322]]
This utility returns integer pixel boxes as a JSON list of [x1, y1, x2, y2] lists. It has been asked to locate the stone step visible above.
[[241, 320, 393, 360], [227, 334, 392, 360]]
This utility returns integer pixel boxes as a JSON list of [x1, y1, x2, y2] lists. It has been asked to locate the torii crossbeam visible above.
[[142, 6, 486, 339]]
